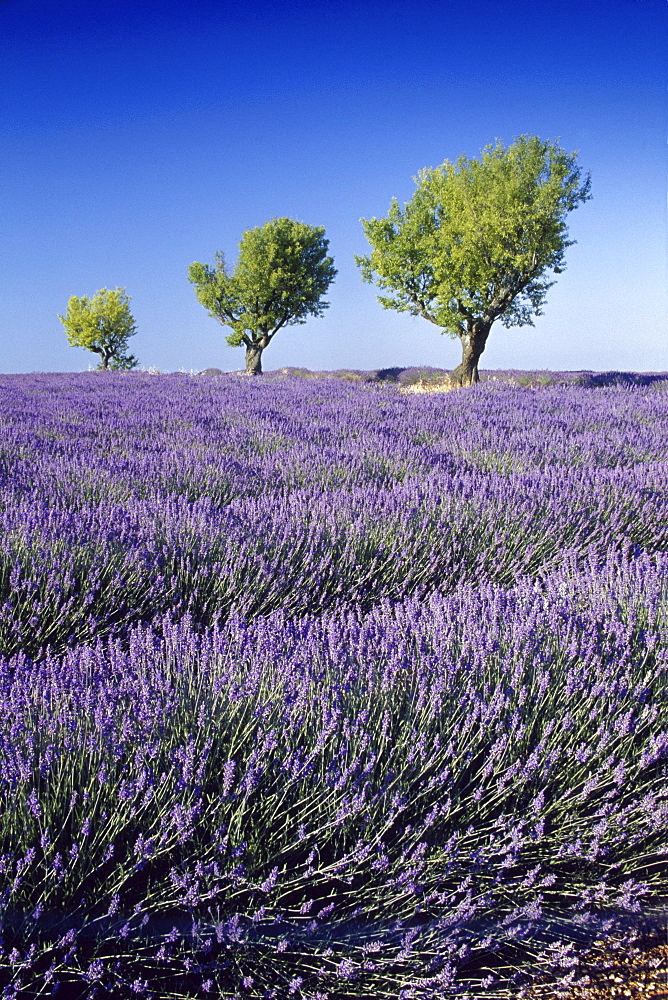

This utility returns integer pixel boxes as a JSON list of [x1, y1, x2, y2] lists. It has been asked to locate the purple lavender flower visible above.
[[0, 372, 664, 997]]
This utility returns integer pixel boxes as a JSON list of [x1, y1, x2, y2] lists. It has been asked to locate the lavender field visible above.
[[0, 371, 666, 999]]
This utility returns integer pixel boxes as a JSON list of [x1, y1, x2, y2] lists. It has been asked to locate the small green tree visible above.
[[188, 217, 337, 375], [59, 287, 139, 370], [356, 135, 591, 386]]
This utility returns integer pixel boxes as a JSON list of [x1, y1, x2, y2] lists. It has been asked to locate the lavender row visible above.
[[0, 376, 666, 658], [0, 372, 666, 996], [0, 375, 666, 502], [1, 473, 664, 659], [0, 549, 666, 997]]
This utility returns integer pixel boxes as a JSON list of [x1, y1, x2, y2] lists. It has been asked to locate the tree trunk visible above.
[[245, 345, 263, 375], [450, 321, 490, 387]]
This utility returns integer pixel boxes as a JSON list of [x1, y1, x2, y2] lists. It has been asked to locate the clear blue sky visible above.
[[2, 0, 666, 374]]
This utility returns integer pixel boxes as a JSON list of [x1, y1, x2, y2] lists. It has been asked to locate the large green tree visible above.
[[356, 135, 591, 386], [188, 217, 337, 375], [59, 287, 139, 370]]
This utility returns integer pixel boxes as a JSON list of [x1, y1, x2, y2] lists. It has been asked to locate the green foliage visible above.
[[188, 217, 337, 352], [59, 287, 138, 370], [356, 134, 591, 339]]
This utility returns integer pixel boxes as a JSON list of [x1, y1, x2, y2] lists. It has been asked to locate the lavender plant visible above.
[[0, 373, 665, 998]]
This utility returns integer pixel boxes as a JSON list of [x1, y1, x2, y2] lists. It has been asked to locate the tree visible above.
[[188, 217, 337, 375], [356, 135, 591, 386], [59, 287, 139, 370]]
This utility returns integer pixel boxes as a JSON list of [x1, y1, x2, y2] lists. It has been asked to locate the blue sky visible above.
[[1, 0, 666, 374]]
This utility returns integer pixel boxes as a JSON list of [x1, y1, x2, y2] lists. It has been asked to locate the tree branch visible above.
[[268, 313, 291, 339]]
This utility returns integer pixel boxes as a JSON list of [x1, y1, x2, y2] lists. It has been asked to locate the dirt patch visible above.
[[525, 940, 668, 998], [399, 377, 457, 394]]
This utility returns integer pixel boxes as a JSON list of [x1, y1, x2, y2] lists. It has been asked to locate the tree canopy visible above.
[[58, 287, 138, 370], [356, 135, 591, 386], [188, 217, 337, 374]]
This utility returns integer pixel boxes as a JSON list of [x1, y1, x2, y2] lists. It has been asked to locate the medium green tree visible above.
[[356, 135, 591, 386], [188, 217, 337, 375], [59, 287, 139, 370]]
